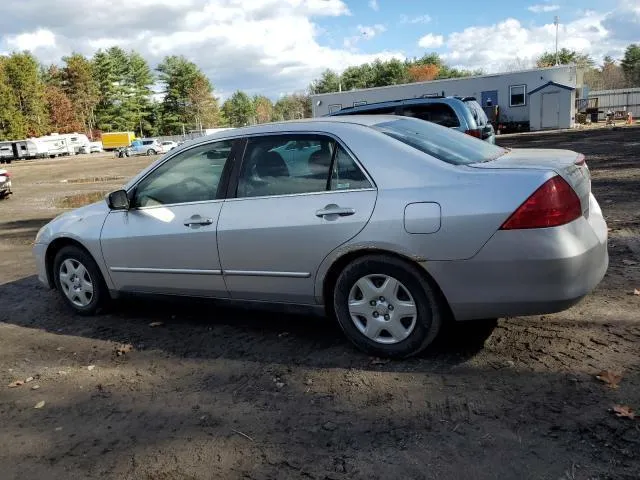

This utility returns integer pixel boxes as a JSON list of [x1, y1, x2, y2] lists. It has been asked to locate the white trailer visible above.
[[311, 65, 583, 130], [33, 135, 74, 158]]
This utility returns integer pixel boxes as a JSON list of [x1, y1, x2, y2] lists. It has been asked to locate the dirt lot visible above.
[[1, 129, 639, 480]]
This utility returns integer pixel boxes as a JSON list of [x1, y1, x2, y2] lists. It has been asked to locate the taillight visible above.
[[2, 171, 10, 178], [500, 176, 582, 230], [465, 128, 482, 138]]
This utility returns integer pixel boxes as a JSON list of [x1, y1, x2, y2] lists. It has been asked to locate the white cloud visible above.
[[438, 4, 634, 74], [528, 4, 560, 13], [0, 0, 403, 98], [6, 28, 56, 51], [368, 0, 379, 12], [418, 33, 444, 49], [400, 14, 432, 24], [343, 24, 387, 49]]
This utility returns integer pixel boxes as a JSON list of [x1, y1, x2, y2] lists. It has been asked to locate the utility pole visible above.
[[554, 16, 560, 65]]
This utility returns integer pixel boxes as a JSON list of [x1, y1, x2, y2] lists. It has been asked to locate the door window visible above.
[[133, 140, 234, 207], [237, 135, 371, 198], [330, 145, 372, 191], [401, 103, 460, 127]]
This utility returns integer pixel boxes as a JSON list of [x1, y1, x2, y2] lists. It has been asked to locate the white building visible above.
[[311, 65, 582, 131]]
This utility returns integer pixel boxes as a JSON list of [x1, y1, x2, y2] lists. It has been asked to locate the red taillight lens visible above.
[[2, 171, 10, 178], [500, 176, 582, 230], [465, 128, 482, 138]]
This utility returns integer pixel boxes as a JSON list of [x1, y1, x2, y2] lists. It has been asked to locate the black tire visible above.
[[52, 245, 109, 316], [333, 255, 443, 358], [146, 149, 156, 156]]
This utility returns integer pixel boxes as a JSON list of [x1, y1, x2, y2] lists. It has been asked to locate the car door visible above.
[[217, 133, 377, 304], [100, 139, 239, 297]]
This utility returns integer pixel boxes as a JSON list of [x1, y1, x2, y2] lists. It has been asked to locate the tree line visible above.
[[1, 44, 639, 141]]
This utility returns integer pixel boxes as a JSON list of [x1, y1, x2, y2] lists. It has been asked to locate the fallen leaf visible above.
[[7, 380, 24, 388], [275, 382, 285, 388], [622, 259, 637, 266], [596, 370, 623, 389], [31, 385, 40, 390], [148, 322, 164, 327], [613, 405, 635, 419], [87, 365, 95, 371], [114, 344, 133, 356], [25, 377, 34, 383], [634, 289, 640, 296], [58, 371, 68, 375], [56, 347, 64, 351], [54, 427, 63, 432], [34, 401, 45, 409]]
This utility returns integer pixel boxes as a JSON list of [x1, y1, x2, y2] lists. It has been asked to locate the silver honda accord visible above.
[[33, 116, 608, 358]]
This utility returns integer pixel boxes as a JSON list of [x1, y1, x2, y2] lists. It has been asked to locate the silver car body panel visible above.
[[34, 116, 608, 321]]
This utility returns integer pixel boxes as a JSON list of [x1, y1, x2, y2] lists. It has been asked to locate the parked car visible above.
[[329, 96, 496, 143], [128, 138, 162, 156], [159, 141, 178, 153], [33, 116, 608, 358], [89, 142, 104, 154], [0, 168, 12, 199]]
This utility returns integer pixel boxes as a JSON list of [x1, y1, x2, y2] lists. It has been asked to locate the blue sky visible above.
[[0, 0, 637, 99]]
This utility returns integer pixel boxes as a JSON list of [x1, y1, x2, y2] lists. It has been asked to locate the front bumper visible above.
[[426, 194, 609, 321], [0, 180, 11, 194], [33, 243, 51, 288]]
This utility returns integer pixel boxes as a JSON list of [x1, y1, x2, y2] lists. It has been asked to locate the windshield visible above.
[[373, 117, 506, 165]]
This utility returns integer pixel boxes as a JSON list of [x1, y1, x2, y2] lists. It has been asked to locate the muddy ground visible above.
[[0, 128, 639, 480]]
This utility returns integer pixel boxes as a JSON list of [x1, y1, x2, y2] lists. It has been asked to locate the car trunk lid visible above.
[[470, 148, 591, 217]]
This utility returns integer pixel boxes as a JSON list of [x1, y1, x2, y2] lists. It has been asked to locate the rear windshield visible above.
[[464, 100, 489, 126], [373, 117, 506, 165]]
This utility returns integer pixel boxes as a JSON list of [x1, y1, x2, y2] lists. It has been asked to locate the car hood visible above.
[[35, 200, 109, 244]]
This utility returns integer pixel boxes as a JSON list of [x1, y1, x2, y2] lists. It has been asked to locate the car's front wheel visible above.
[[333, 255, 443, 358], [146, 149, 156, 156], [53, 246, 109, 315]]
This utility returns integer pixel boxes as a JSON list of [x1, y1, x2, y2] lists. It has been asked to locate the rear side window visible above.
[[374, 117, 506, 165], [401, 104, 460, 128]]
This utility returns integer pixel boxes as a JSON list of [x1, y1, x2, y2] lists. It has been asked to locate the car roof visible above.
[[330, 96, 468, 115], [159, 116, 400, 157]]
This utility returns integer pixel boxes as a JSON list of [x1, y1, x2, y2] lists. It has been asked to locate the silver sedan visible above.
[[33, 116, 608, 358]]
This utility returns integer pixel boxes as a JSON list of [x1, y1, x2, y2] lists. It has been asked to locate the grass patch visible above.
[[63, 175, 124, 184], [56, 191, 108, 209]]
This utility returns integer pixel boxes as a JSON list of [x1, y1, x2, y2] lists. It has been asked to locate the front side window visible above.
[[237, 135, 371, 198], [133, 139, 234, 207], [510, 85, 526, 107]]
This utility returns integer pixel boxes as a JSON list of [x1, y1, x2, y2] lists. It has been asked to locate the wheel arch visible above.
[[320, 248, 453, 321], [45, 237, 98, 290]]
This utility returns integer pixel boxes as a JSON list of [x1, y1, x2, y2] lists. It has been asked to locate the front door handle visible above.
[[184, 215, 214, 227], [315, 204, 356, 218]]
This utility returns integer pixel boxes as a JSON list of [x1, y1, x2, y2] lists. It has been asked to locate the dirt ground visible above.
[[1, 128, 639, 480]]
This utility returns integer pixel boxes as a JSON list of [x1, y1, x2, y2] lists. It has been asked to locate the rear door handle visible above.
[[184, 215, 214, 227], [315, 204, 356, 218]]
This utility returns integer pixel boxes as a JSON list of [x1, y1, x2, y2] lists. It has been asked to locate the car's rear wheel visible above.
[[333, 255, 443, 358], [53, 246, 109, 315], [146, 149, 156, 156]]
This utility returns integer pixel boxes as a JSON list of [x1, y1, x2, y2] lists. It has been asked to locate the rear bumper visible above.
[[426, 194, 608, 321]]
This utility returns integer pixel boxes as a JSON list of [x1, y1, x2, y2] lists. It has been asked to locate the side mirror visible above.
[[106, 189, 130, 210]]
